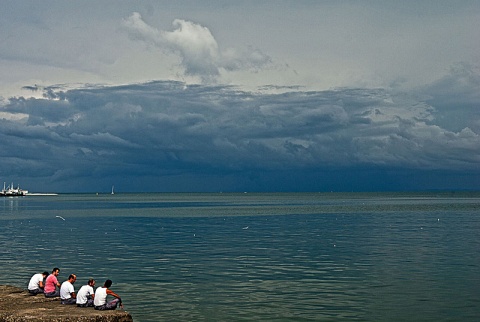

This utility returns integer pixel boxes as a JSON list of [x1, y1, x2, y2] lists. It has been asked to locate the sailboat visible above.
[[111, 185, 115, 195]]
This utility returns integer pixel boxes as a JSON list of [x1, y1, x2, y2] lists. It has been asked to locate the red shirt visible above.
[[44, 274, 58, 293]]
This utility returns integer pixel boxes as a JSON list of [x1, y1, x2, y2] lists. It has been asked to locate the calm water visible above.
[[0, 192, 479, 321]]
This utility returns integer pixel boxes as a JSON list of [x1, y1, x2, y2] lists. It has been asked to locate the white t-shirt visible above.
[[60, 281, 75, 299], [94, 287, 107, 306], [76, 285, 94, 304], [28, 273, 44, 291]]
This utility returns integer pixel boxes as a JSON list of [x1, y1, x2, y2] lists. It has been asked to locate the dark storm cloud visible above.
[[1, 74, 479, 192], [420, 63, 480, 132]]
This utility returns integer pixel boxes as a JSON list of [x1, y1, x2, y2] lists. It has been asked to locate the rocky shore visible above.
[[0, 285, 133, 322]]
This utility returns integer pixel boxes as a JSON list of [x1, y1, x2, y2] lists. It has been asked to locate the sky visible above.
[[0, 0, 479, 193]]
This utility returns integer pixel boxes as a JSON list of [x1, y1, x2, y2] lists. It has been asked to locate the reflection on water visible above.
[[1, 197, 20, 212], [0, 193, 479, 321]]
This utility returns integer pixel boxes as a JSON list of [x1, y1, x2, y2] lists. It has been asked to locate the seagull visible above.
[[55, 215, 66, 221]]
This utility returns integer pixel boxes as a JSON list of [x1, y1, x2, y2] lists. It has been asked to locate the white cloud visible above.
[[123, 12, 271, 82]]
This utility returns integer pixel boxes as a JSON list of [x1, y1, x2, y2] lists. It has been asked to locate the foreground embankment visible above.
[[0, 285, 133, 322]]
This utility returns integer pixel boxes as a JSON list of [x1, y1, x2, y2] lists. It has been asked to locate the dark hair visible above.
[[88, 279, 95, 285], [68, 274, 76, 280], [42, 271, 49, 277], [52, 267, 60, 273], [104, 279, 112, 288]]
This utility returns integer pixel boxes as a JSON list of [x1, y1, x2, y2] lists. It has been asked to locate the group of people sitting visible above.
[[27, 268, 123, 310]]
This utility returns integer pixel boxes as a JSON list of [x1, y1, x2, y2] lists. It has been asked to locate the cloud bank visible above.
[[1, 64, 479, 192], [123, 12, 272, 82]]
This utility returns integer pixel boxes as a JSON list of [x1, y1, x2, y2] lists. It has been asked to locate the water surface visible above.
[[0, 192, 479, 321]]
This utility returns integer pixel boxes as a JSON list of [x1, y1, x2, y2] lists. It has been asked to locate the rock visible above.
[[0, 285, 133, 322]]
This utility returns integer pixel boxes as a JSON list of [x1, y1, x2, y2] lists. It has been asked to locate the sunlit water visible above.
[[0, 192, 479, 321]]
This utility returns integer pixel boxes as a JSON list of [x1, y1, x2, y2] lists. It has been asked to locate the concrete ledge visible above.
[[0, 285, 133, 322]]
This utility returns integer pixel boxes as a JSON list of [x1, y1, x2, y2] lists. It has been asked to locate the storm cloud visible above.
[[1, 71, 479, 192]]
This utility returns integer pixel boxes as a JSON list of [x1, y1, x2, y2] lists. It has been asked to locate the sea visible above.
[[0, 192, 479, 321]]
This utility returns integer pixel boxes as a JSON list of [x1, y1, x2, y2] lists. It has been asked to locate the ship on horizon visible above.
[[1, 182, 28, 196]]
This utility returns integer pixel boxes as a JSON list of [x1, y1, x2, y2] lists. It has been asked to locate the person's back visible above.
[[44, 274, 57, 293], [28, 274, 42, 290], [44, 268, 61, 297], [77, 279, 96, 307], [60, 274, 77, 304], [94, 286, 107, 306], [93, 279, 123, 310], [27, 272, 48, 295]]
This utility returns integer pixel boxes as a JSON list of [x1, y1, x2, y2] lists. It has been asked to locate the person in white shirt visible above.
[[27, 271, 49, 295], [60, 274, 77, 305], [94, 279, 123, 310], [76, 279, 96, 307]]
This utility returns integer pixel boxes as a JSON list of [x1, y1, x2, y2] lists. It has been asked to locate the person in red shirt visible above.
[[44, 268, 61, 298]]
